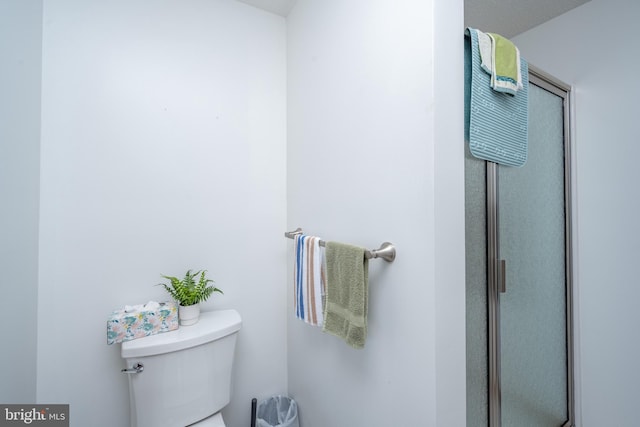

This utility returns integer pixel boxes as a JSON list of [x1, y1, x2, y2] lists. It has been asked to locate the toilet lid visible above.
[[188, 412, 225, 427]]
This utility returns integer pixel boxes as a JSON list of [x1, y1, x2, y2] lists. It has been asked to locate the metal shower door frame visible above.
[[487, 65, 575, 427]]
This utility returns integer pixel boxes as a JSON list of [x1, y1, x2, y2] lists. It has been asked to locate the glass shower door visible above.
[[497, 81, 571, 427], [466, 69, 575, 427]]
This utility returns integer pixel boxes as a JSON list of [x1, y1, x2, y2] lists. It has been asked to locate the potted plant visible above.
[[158, 269, 223, 326]]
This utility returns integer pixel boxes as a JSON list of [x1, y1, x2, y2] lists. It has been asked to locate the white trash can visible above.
[[256, 396, 299, 427]]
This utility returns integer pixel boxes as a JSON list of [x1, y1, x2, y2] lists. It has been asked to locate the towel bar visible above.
[[284, 228, 396, 262]]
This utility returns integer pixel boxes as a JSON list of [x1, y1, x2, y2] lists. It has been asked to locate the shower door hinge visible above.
[[498, 259, 506, 293]]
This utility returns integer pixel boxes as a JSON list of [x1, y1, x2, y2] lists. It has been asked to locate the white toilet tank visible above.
[[121, 310, 242, 427]]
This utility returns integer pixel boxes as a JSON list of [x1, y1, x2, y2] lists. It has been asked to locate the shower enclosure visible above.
[[466, 67, 575, 427]]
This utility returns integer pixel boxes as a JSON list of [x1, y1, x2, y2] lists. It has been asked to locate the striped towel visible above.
[[465, 28, 529, 167], [294, 234, 325, 326]]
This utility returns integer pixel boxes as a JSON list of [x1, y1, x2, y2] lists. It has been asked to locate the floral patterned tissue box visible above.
[[107, 301, 178, 345]]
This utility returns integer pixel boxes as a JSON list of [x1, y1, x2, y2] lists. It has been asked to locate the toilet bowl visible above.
[[188, 412, 225, 426], [121, 310, 242, 427]]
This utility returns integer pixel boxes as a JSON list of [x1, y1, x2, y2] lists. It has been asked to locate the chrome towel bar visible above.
[[284, 228, 396, 262]]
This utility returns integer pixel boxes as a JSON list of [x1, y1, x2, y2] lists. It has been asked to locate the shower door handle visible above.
[[498, 259, 506, 293]]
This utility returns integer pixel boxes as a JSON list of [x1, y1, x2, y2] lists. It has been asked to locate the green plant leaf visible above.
[[157, 269, 223, 306]]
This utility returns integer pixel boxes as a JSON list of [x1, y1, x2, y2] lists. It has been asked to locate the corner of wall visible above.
[[433, 0, 466, 425]]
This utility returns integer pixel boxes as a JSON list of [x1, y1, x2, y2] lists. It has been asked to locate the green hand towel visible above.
[[322, 241, 369, 349], [488, 32, 521, 94]]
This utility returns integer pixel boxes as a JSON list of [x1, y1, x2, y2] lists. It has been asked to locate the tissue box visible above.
[[107, 302, 178, 345]]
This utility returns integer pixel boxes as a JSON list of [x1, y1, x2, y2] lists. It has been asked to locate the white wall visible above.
[[0, 0, 42, 403], [514, 0, 640, 425], [286, 0, 465, 425], [37, 1, 287, 426], [2, 0, 468, 424], [433, 0, 466, 424]]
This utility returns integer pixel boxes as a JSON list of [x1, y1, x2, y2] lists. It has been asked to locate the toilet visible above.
[[121, 309, 242, 427]]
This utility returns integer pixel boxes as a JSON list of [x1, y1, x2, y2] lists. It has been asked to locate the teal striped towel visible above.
[[465, 28, 529, 167]]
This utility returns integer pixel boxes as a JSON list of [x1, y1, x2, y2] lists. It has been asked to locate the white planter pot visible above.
[[179, 303, 201, 326]]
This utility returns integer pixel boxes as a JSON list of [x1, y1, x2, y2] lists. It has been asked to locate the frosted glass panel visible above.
[[499, 84, 568, 426], [465, 144, 488, 427]]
